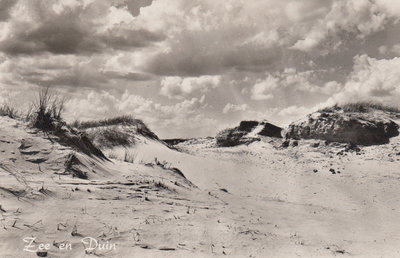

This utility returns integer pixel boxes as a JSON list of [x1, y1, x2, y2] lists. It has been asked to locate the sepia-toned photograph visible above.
[[1, 0, 400, 257]]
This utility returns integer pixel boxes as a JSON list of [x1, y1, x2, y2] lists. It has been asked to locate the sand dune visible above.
[[1, 110, 400, 257]]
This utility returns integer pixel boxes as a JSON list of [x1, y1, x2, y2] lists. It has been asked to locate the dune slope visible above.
[[1, 114, 400, 257]]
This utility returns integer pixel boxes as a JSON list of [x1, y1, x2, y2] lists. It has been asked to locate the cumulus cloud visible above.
[[0, 0, 164, 56], [64, 90, 215, 138], [139, 0, 400, 76], [328, 54, 400, 106], [378, 45, 388, 55], [222, 103, 247, 114], [250, 75, 279, 100], [2, 0, 400, 138], [390, 44, 400, 55], [140, 0, 333, 76], [160, 75, 221, 99], [248, 70, 342, 101], [376, 0, 400, 17], [0, 54, 152, 92], [278, 105, 314, 118], [292, 0, 387, 52], [281, 70, 343, 94], [238, 105, 314, 127]]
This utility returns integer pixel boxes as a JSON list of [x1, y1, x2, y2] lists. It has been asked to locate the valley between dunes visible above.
[[1, 115, 400, 257]]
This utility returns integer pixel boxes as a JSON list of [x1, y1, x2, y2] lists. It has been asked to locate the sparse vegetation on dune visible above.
[[0, 104, 18, 119], [91, 128, 132, 148], [107, 149, 138, 163], [24, 87, 107, 159], [216, 120, 282, 147], [319, 102, 400, 114], [0, 87, 158, 157], [71, 115, 140, 129], [3, 90, 400, 257], [72, 115, 160, 142], [29, 87, 66, 131], [287, 101, 400, 145]]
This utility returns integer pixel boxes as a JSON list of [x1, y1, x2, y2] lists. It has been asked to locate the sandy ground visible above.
[[1, 116, 400, 257]]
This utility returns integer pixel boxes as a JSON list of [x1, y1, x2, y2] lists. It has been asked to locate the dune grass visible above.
[[0, 105, 18, 119], [88, 128, 133, 148], [24, 87, 107, 159], [29, 87, 66, 131], [71, 115, 142, 129], [319, 102, 400, 113], [72, 115, 159, 140], [108, 149, 138, 163]]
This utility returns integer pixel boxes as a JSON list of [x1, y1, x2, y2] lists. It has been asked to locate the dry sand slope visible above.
[[1, 116, 400, 257]]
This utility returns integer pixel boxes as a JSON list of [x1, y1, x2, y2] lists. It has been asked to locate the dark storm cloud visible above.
[[99, 27, 165, 51], [103, 71, 152, 81], [0, 0, 163, 56], [0, 16, 102, 55], [21, 68, 152, 88], [112, 0, 153, 16], [144, 30, 288, 77], [20, 69, 106, 88], [0, 24, 164, 56], [146, 47, 286, 76]]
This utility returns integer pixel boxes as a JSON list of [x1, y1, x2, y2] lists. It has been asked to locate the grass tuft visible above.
[[319, 102, 400, 114], [72, 115, 140, 129], [72, 115, 159, 140], [30, 87, 66, 131], [0, 104, 18, 118], [107, 149, 138, 163]]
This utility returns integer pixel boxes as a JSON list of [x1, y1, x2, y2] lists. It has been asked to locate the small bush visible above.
[[0, 104, 18, 118]]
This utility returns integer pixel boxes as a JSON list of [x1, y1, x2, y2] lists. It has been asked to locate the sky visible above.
[[1, 0, 400, 138]]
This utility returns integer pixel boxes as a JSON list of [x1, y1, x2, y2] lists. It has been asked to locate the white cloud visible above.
[[376, 0, 400, 17], [283, 71, 342, 94], [241, 105, 314, 126], [2, 0, 400, 138], [322, 81, 342, 94], [282, 70, 315, 91], [139, 0, 335, 76], [390, 44, 400, 55], [0, 0, 163, 56], [160, 75, 221, 99], [328, 55, 400, 106], [222, 103, 247, 114], [292, 0, 387, 52], [250, 75, 279, 100], [379, 45, 388, 55], [64, 90, 215, 138], [247, 70, 342, 100], [278, 105, 313, 118]]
